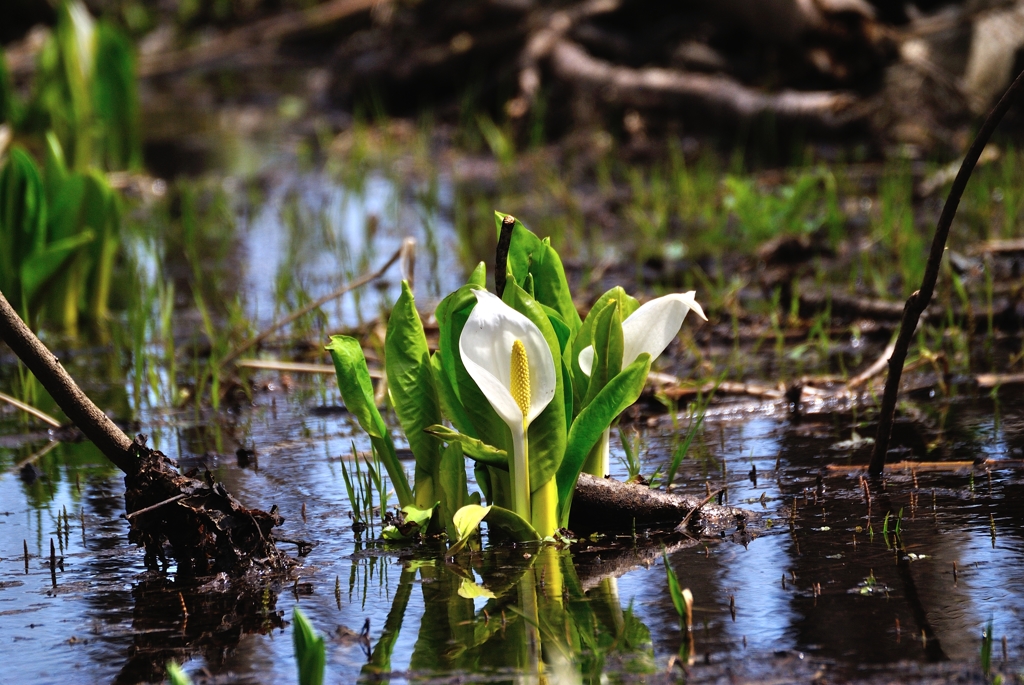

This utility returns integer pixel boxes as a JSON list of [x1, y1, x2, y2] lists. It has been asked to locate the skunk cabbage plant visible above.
[[329, 212, 705, 546]]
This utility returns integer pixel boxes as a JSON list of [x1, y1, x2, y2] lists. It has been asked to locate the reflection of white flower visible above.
[[579, 291, 706, 477], [460, 289, 555, 518], [579, 292, 707, 376]]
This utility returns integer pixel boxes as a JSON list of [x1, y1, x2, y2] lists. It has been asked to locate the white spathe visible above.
[[579, 291, 707, 376], [460, 289, 556, 427], [459, 289, 557, 518]]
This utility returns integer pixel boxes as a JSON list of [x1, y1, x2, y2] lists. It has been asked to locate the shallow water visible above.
[[2, 131, 1024, 683], [2, 380, 1024, 683]]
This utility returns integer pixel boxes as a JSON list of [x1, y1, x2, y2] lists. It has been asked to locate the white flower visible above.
[[579, 291, 706, 377], [578, 291, 706, 477], [460, 289, 556, 517]]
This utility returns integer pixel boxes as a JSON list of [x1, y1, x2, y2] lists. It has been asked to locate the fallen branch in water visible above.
[[569, 473, 749, 533], [869, 66, 1024, 476], [0, 289, 287, 575]]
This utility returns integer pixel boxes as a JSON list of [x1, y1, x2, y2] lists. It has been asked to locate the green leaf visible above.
[[447, 503, 542, 555], [20, 230, 95, 303], [582, 298, 624, 408], [435, 284, 511, 454], [292, 607, 326, 685], [447, 504, 492, 555], [429, 351, 476, 438], [386, 281, 443, 507], [437, 442, 468, 539], [556, 353, 652, 526], [484, 505, 541, 543], [664, 549, 686, 619], [495, 211, 581, 335], [425, 425, 508, 469], [467, 261, 487, 287], [166, 662, 193, 685], [327, 335, 413, 507], [570, 287, 638, 412], [0, 46, 22, 126], [501, 279, 568, 492]]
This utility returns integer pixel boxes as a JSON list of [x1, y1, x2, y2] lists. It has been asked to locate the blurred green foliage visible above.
[[0, 136, 121, 331]]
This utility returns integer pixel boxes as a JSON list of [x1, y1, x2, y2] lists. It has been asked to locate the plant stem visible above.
[[511, 423, 531, 520], [531, 477, 558, 537], [582, 426, 611, 477], [869, 67, 1024, 476]]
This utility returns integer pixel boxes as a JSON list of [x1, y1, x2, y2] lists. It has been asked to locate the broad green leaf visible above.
[[292, 607, 326, 685], [448, 503, 540, 555], [81, 171, 120, 321], [582, 298, 624, 408], [501, 280, 567, 491], [556, 353, 652, 526], [448, 504, 492, 555], [541, 303, 571, 353], [327, 335, 413, 507], [430, 351, 475, 438], [386, 281, 443, 507], [425, 425, 508, 469], [495, 211, 581, 335], [437, 442, 468, 540]]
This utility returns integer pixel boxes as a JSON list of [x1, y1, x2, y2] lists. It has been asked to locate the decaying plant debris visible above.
[[0, 289, 290, 576]]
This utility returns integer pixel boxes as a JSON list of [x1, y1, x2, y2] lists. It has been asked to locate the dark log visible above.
[[549, 38, 863, 127], [569, 473, 751, 534]]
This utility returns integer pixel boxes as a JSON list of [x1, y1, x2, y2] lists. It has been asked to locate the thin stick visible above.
[[125, 493, 187, 519], [0, 390, 62, 428], [0, 291, 134, 473], [869, 67, 1024, 476], [220, 245, 404, 368], [677, 488, 723, 532]]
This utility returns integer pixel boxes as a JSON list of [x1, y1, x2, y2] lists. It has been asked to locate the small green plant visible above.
[[293, 607, 326, 685], [329, 213, 706, 545], [981, 618, 994, 682], [662, 549, 693, 633]]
